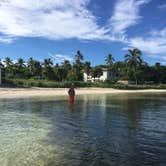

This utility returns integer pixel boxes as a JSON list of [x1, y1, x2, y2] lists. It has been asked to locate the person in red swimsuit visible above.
[[68, 84, 75, 103]]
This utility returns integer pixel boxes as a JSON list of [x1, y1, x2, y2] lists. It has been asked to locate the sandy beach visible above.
[[0, 87, 166, 99]]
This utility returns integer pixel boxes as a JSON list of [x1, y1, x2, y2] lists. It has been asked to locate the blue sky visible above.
[[0, 0, 165, 66]]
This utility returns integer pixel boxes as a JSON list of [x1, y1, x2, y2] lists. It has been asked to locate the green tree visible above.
[[67, 70, 78, 81], [113, 61, 127, 80], [4, 57, 13, 67], [73, 50, 84, 81], [84, 61, 91, 75], [28, 57, 42, 78], [153, 63, 166, 83], [42, 58, 54, 80], [3, 57, 14, 78], [105, 54, 115, 66], [125, 48, 142, 84], [91, 66, 103, 78], [61, 60, 72, 81], [15, 58, 26, 78], [16, 58, 25, 68], [75, 50, 83, 63]]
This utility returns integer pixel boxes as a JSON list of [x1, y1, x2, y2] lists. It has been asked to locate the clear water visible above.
[[0, 93, 166, 166]]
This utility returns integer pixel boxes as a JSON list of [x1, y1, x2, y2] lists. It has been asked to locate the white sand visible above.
[[0, 87, 166, 99]]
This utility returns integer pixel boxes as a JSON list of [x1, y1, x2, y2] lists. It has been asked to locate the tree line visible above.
[[1, 48, 166, 84]]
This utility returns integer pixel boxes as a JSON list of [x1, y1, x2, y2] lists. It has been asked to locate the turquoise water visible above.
[[0, 93, 166, 166]]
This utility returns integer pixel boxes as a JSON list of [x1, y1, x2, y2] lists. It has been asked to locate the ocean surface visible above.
[[0, 93, 166, 166]]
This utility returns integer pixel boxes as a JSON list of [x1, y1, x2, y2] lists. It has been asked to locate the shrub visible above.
[[2, 78, 166, 89]]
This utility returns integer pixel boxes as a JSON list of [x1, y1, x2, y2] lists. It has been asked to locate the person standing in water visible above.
[[68, 84, 75, 103]]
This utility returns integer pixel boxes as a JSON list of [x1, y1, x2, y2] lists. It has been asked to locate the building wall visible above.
[[84, 70, 109, 82], [99, 71, 108, 81], [83, 73, 88, 82]]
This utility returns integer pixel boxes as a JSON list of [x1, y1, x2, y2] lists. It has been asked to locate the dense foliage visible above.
[[0, 49, 166, 87]]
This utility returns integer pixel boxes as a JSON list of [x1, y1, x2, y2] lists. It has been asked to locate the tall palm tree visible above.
[[43, 58, 53, 67], [105, 54, 115, 66], [4, 57, 13, 67], [42, 58, 54, 80], [28, 57, 42, 77], [3, 57, 14, 78], [75, 50, 83, 63], [28, 57, 34, 75], [61, 60, 72, 81], [16, 58, 25, 68], [13, 58, 26, 78], [73, 50, 84, 81], [62, 60, 71, 71], [125, 48, 142, 84]]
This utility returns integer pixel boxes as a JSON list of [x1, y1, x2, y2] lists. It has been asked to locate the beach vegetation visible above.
[[1, 49, 166, 88]]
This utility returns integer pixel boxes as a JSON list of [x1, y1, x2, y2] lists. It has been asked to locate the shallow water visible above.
[[0, 93, 166, 166]]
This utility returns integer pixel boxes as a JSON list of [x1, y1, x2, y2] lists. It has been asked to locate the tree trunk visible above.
[[134, 68, 137, 85]]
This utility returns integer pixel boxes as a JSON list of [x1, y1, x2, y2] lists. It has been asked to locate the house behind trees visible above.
[[84, 68, 119, 82]]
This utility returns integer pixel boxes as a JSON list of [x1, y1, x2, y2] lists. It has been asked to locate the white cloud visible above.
[[48, 52, 73, 63], [149, 55, 166, 61], [0, 0, 109, 42], [0, 0, 152, 44], [0, 0, 165, 64], [0, 35, 15, 43], [109, 0, 150, 36], [150, 28, 166, 37], [3, 0, 88, 10], [127, 28, 166, 60], [158, 3, 166, 9], [0, 37, 12, 43], [0, 0, 151, 44]]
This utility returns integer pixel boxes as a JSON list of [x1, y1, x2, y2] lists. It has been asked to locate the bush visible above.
[[3, 79, 93, 88], [2, 78, 166, 89]]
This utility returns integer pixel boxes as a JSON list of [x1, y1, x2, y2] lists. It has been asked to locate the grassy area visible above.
[[2, 79, 166, 89]]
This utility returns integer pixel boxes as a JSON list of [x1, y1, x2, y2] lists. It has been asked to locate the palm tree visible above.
[[13, 58, 26, 78], [75, 50, 83, 63], [16, 58, 25, 68], [84, 61, 91, 75], [73, 50, 84, 81], [62, 60, 71, 71], [28, 57, 42, 78], [4, 57, 13, 67], [43, 58, 53, 67], [3, 57, 14, 78], [61, 60, 72, 81], [42, 58, 54, 80], [125, 48, 142, 84], [105, 54, 115, 66], [28, 57, 35, 76]]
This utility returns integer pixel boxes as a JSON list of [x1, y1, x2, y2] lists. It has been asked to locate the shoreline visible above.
[[0, 87, 166, 99]]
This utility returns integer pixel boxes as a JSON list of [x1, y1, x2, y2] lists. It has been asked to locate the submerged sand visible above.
[[0, 87, 166, 99]]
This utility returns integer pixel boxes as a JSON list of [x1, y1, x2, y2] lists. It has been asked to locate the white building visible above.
[[84, 68, 118, 82]]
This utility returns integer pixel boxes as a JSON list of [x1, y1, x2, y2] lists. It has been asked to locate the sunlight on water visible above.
[[0, 93, 166, 166], [0, 102, 63, 166]]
